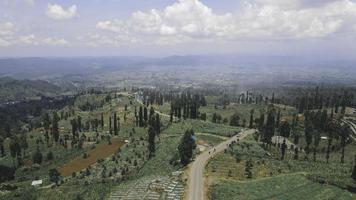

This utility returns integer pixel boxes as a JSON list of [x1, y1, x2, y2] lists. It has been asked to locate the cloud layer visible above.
[[96, 0, 356, 45], [46, 4, 77, 20], [1, 0, 356, 57]]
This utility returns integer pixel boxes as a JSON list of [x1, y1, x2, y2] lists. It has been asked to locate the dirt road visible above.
[[186, 129, 255, 200]]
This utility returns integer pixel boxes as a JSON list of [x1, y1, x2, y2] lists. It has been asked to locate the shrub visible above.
[[0, 165, 15, 183], [46, 151, 54, 161]]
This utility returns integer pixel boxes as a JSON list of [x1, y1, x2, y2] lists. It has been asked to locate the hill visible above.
[[0, 77, 67, 103]]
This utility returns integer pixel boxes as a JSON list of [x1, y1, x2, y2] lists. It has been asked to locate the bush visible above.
[[32, 148, 43, 165], [0, 165, 15, 183], [46, 151, 54, 161]]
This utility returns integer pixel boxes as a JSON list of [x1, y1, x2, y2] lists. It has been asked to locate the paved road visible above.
[[187, 129, 255, 200]]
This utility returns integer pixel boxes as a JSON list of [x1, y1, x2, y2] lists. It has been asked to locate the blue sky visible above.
[[0, 0, 356, 58]]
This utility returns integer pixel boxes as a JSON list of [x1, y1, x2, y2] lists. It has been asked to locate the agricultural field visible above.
[[210, 173, 354, 200], [58, 138, 125, 176], [207, 134, 356, 199]]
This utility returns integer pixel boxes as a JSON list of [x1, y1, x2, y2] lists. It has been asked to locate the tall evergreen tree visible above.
[[52, 112, 60, 143], [114, 113, 118, 135], [155, 113, 161, 135], [230, 113, 241, 127], [77, 116, 82, 132], [313, 130, 321, 162], [144, 107, 148, 125], [43, 112, 51, 144], [352, 155, 356, 181], [304, 113, 313, 160], [293, 133, 299, 160], [101, 113, 104, 129], [0, 136, 4, 157], [178, 129, 196, 165], [109, 116, 112, 134], [340, 124, 349, 164], [249, 109, 254, 128], [148, 126, 156, 158], [139, 106, 144, 127], [281, 139, 287, 160]]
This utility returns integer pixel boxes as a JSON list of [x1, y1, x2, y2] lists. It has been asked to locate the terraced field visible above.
[[210, 173, 354, 200]]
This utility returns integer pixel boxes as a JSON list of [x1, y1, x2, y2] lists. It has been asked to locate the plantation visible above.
[[210, 173, 354, 200], [207, 135, 356, 199]]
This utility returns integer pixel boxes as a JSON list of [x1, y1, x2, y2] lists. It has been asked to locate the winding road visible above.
[[186, 129, 255, 200]]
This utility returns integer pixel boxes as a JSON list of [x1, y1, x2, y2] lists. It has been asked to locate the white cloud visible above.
[[46, 4, 77, 20], [42, 37, 70, 46], [95, 0, 356, 45], [0, 22, 14, 47], [0, 22, 14, 37], [79, 33, 139, 47], [19, 34, 37, 45], [0, 38, 11, 47]]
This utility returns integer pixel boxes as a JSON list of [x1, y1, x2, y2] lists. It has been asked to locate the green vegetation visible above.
[[207, 135, 356, 199], [211, 174, 354, 200]]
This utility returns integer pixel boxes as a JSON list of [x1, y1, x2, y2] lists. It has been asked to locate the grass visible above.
[[196, 134, 225, 146], [210, 173, 354, 200]]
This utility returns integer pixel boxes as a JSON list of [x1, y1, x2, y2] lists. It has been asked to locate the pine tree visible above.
[[43, 112, 51, 144], [101, 113, 104, 129], [326, 132, 332, 163], [144, 107, 148, 125], [249, 109, 254, 128], [352, 155, 356, 181], [32, 146, 43, 164], [281, 139, 287, 160], [313, 130, 321, 162], [178, 129, 196, 165], [304, 112, 313, 160], [52, 112, 60, 143], [155, 113, 161, 135], [49, 168, 61, 185], [77, 116, 82, 132], [293, 133, 299, 160], [0, 136, 4, 157], [230, 113, 240, 127], [109, 116, 112, 134], [114, 113, 118, 135], [340, 124, 349, 164], [139, 106, 144, 127], [148, 126, 156, 158], [245, 159, 253, 178]]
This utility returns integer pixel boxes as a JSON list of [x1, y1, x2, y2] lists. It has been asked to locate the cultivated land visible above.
[[1, 86, 356, 200], [206, 133, 356, 200]]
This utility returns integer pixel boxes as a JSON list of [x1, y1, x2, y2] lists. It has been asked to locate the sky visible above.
[[0, 0, 356, 58]]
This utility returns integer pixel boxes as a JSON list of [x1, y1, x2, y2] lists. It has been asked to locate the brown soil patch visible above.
[[58, 138, 125, 176]]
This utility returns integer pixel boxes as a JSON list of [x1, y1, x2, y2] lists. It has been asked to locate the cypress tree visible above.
[[144, 107, 148, 125], [139, 107, 143, 127], [109, 116, 112, 135], [52, 112, 60, 143], [101, 113, 104, 129], [148, 126, 156, 158], [281, 139, 287, 160], [178, 129, 196, 165], [249, 109, 254, 128], [352, 155, 356, 181], [113, 113, 118, 135], [155, 113, 161, 135]]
